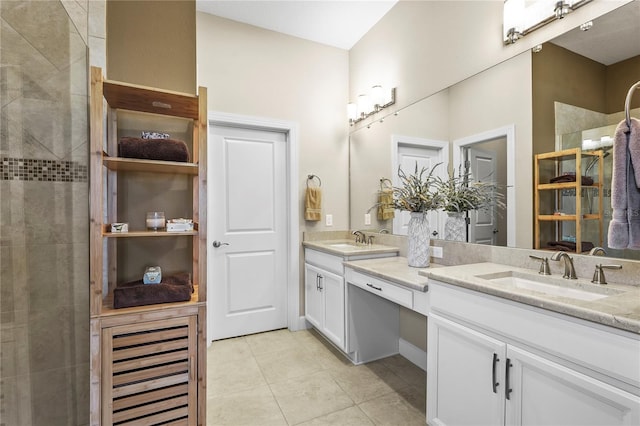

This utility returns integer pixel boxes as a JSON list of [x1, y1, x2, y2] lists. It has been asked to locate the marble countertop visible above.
[[303, 239, 399, 257], [421, 263, 640, 334], [343, 257, 442, 292]]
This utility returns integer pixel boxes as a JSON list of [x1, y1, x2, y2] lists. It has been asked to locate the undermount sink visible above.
[[475, 271, 620, 302], [329, 243, 359, 248]]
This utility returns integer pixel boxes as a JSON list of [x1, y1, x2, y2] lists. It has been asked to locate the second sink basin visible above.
[[475, 271, 621, 301]]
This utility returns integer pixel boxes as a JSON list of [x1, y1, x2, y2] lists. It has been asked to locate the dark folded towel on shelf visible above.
[[119, 137, 190, 162], [546, 240, 595, 253], [113, 272, 193, 309], [549, 174, 594, 185]]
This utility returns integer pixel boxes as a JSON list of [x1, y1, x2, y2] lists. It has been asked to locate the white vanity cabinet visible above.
[[427, 280, 640, 426], [304, 262, 345, 350], [304, 247, 398, 353]]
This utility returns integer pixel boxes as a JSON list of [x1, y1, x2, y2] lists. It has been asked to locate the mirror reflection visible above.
[[349, 1, 640, 260]]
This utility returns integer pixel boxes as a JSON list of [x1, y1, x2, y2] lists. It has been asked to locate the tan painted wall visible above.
[[196, 13, 350, 315], [106, 0, 196, 94], [606, 55, 640, 114]]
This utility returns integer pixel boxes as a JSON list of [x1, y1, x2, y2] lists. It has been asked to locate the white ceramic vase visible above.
[[445, 211, 467, 241], [407, 212, 430, 267]]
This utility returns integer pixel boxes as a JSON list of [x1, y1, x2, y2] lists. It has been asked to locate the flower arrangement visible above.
[[438, 167, 505, 213], [392, 163, 443, 212]]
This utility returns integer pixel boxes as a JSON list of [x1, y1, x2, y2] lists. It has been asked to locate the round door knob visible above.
[[432, 230, 439, 237], [213, 240, 230, 248], [493, 229, 499, 234]]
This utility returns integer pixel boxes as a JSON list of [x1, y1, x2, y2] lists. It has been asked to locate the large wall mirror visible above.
[[349, 0, 640, 260]]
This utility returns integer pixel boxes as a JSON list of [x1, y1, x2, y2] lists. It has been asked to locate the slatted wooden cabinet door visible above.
[[102, 316, 198, 425]]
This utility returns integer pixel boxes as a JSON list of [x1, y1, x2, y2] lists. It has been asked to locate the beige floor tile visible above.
[[254, 346, 325, 384], [380, 354, 427, 390], [331, 361, 407, 404], [245, 328, 302, 355], [207, 336, 253, 364], [207, 356, 267, 398], [297, 406, 374, 426], [270, 371, 354, 425], [358, 390, 426, 426], [207, 384, 286, 426]]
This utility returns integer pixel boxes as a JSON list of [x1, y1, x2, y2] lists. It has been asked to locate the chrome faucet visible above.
[[378, 228, 390, 234], [591, 264, 622, 285], [352, 230, 366, 244], [550, 252, 578, 279], [589, 247, 607, 256]]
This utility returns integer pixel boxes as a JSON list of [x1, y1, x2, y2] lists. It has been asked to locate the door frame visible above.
[[452, 124, 515, 247], [207, 111, 300, 344], [391, 135, 449, 237]]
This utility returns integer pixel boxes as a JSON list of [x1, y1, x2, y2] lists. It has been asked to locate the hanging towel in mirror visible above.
[[377, 189, 395, 220], [607, 118, 640, 249], [305, 187, 322, 221]]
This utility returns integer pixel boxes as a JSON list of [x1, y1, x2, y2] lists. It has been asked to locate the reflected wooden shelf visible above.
[[537, 214, 601, 221], [537, 182, 601, 191], [102, 154, 198, 175]]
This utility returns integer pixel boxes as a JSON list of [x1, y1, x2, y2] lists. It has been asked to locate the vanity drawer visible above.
[[345, 269, 413, 309], [304, 248, 344, 275]]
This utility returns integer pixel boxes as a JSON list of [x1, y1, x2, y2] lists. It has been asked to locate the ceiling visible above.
[[196, 1, 639, 62], [196, 0, 398, 50], [549, 0, 640, 65]]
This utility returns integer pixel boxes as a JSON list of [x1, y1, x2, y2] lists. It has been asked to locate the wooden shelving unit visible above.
[[89, 67, 207, 425], [534, 148, 603, 253]]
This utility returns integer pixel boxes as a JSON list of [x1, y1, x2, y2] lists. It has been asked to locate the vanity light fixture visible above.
[[503, 0, 593, 45], [348, 86, 396, 126], [554, 1, 571, 19]]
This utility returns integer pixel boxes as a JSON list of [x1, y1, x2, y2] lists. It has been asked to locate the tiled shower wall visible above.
[[1, 1, 104, 424]]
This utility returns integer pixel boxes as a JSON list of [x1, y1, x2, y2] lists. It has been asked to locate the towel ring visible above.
[[380, 177, 393, 190], [625, 81, 640, 127], [307, 174, 321, 188]]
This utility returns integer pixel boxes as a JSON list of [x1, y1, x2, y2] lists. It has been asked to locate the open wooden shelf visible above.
[[90, 67, 207, 425], [534, 148, 603, 252], [103, 154, 199, 174]]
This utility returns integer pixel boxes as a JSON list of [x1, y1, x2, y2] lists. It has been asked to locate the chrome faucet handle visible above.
[[529, 255, 551, 275], [367, 235, 375, 245], [591, 264, 622, 285]]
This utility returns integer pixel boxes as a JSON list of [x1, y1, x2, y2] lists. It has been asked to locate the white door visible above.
[[304, 263, 323, 330], [208, 125, 288, 341], [319, 269, 345, 350], [468, 146, 498, 245], [506, 345, 640, 426], [392, 138, 447, 237], [427, 313, 506, 426]]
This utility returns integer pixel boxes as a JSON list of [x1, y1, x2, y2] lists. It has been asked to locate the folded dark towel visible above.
[[113, 272, 193, 309], [119, 137, 190, 162], [546, 240, 595, 253], [549, 174, 594, 185]]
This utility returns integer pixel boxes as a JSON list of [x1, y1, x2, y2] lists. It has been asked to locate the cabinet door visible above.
[[304, 263, 323, 329], [506, 345, 640, 426], [102, 315, 198, 425], [427, 313, 506, 426], [319, 269, 345, 350]]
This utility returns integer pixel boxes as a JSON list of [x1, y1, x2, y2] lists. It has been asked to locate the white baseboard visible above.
[[290, 315, 310, 331], [399, 338, 427, 371]]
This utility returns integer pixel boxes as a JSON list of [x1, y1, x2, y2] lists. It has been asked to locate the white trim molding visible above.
[[453, 124, 516, 247]]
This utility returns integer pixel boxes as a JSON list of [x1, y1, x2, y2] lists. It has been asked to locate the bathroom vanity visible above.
[[424, 263, 640, 426]]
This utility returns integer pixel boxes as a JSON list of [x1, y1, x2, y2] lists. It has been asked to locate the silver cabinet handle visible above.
[[318, 274, 323, 291], [213, 240, 230, 248], [366, 283, 382, 291]]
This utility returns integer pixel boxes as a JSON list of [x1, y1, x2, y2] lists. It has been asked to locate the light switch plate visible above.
[[364, 213, 371, 225], [431, 246, 443, 258], [325, 214, 333, 226]]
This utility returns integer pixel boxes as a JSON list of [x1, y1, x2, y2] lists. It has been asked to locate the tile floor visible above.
[[207, 328, 427, 425]]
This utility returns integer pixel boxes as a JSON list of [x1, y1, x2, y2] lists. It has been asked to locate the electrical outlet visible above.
[[364, 213, 371, 225], [325, 214, 333, 226], [431, 246, 443, 258]]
